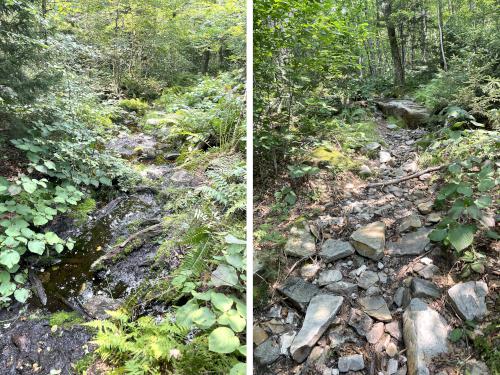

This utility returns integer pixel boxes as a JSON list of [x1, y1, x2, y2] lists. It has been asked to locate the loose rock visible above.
[[387, 228, 432, 256], [320, 239, 355, 262], [338, 354, 365, 372], [326, 281, 358, 294], [385, 321, 402, 341], [448, 281, 489, 321], [411, 278, 440, 299], [278, 277, 321, 311], [357, 270, 379, 290], [317, 269, 343, 286], [254, 338, 281, 366], [290, 294, 344, 363], [366, 322, 385, 344], [348, 308, 373, 336], [284, 226, 316, 258], [253, 325, 268, 345], [417, 201, 433, 215], [359, 296, 392, 322], [350, 221, 386, 260], [398, 214, 422, 233]]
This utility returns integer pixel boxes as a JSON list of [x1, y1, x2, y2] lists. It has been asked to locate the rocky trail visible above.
[[0, 107, 202, 374], [254, 103, 493, 375]]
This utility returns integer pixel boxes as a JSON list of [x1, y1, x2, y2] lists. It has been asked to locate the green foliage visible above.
[[118, 99, 149, 115], [70, 198, 97, 224], [49, 311, 84, 328], [428, 158, 498, 275]]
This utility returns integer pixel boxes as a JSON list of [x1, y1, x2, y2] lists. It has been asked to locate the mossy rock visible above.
[[49, 311, 84, 328], [310, 146, 359, 172]]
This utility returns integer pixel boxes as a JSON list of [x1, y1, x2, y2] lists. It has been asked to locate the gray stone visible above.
[[411, 278, 440, 299], [338, 354, 365, 372], [254, 338, 281, 366], [290, 294, 344, 363], [348, 308, 373, 336], [320, 239, 355, 262], [387, 123, 398, 129], [380, 151, 393, 164], [350, 221, 386, 260], [403, 298, 449, 375], [448, 281, 489, 321], [318, 269, 343, 286], [417, 264, 439, 279], [465, 360, 490, 375], [326, 281, 358, 294], [398, 214, 422, 233], [365, 142, 381, 151], [280, 331, 297, 355], [83, 295, 121, 320], [357, 270, 379, 290], [366, 322, 385, 344], [386, 342, 398, 357], [278, 277, 321, 311], [359, 296, 392, 322], [394, 287, 405, 307], [417, 201, 433, 215], [170, 169, 193, 184], [366, 286, 382, 296], [376, 100, 430, 128], [284, 226, 316, 257], [387, 228, 432, 256], [253, 325, 268, 345], [359, 165, 372, 177], [301, 263, 321, 278], [426, 212, 442, 223], [385, 321, 402, 341], [388, 358, 399, 374]]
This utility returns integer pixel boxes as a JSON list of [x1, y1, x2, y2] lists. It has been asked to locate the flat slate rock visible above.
[[254, 338, 281, 366], [448, 281, 489, 321], [338, 354, 365, 372], [284, 226, 316, 257], [403, 298, 449, 375], [317, 269, 343, 286], [348, 308, 373, 336], [290, 294, 343, 363], [319, 239, 355, 262], [350, 221, 386, 260], [359, 296, 392, 322], [387, 227, 432, 256], [326, 281, 358, 294], [278, 277, 321, 311], [411, 278, 440, 299], [357, 270, 379, 290]]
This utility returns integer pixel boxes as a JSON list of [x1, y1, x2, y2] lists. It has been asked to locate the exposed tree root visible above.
[[365, 165, 445, 188], [118, 223, 163, 248]]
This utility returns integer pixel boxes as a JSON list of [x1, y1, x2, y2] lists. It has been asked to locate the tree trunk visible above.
[[202, 50, 210, 74], [437, 0, 448, 71], [421, 3, 428, 63], [383, 0, 405, 87]]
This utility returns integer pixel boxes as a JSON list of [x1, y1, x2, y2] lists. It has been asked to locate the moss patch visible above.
[[70, 198, 96, 224], [49, 311, 84, 328], [311, 146, 359, 172]]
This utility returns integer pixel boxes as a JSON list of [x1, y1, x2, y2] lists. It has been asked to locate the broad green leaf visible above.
[[55, 243, 64, 253], [14, 273, 27, 283], [225, 254, 245, 269], [211, 292, 234, 312], [457, 183, 472, 197], [8, 185, 22, 196], [176, 301, 199, 327], [210, 264, 239, 287], [478, 178, 495, 192], [44, 232, 60, 245], [447, 163, 462, 175], [99, 177, 112, 186], [229, 362, 246, 375], [218, 309, 246, 332], [14, 288, 30, 303], [448, 225, 475, 252], [22, 180, 37, 194], [429, 229, 448, 242], [191, 307, 216, 329], [208, 327, 240, 353], [471, 262, 485, 274], [449, 328, 463, 343], [0, 271, 10, 283], [28, 240, 45, 255], [475, 196, 492, 208], [44, 160, 56, 170], [225, 234, 246, 245], [0, 250, 20, 268], [33, 216, 49, 226], [0, 281, 16, 297]]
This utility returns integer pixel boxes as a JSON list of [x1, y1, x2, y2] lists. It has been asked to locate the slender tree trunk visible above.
[[421, 4, 428, 63], [202, 50, 210, 74], [437, 0, 448, 71], [383, 0, 405, 87]]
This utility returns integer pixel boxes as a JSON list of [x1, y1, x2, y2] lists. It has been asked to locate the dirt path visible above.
[[254, 109, 491, 375]]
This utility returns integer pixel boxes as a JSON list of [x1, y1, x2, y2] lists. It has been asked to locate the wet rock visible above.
[[83, 295, 121, 320], [255, 338, 281, 366], [385, 321, 402, 341], [417, 201, 433, 215], [280, 331, 296, 355], [338, 354, 365, 372], [387, 228, 432, 256], [290, 294, 343, 363], [326, 281, 358, 294], [403, 298, 449, 375], [318, 269, 343, 286], [398, 214, 422, 233], [253, 325, 268, 345], [278, 277, 321, 311], [357, 270, 380, 290], [284, 226, 316, 258], [411, 278, 440, 299], [376, 100, 430, 128], [366, 322, 385, 344], [350, 221, 386, 260], [301, 263, 321, 278], [348, 308, 373, 336], [388, 358, 399, 374], [320, 239, 355, 262], [448, 281, 489, 321], [359, 296, 392, 322]]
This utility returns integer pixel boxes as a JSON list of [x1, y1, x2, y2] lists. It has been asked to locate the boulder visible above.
[[448, 281, 489, 321], [376, 100, 430, 128], [320, 239, 355, 262], [290, 294, 344, 363], [350, 221, 386, 260], [403, 298, 449, 375]]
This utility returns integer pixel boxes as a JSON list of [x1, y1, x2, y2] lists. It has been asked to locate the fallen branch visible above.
[[119, 223, 163, 248], [28, 269, 47, 306], [365, 165, 445, 188]]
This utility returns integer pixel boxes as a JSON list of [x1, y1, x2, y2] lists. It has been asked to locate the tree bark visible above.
[[383, 0, 405, 87], [202, 50, 210, 74], [437, 0, 448, 71]]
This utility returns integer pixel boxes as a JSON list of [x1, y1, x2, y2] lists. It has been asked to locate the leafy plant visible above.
[[428, 158, 498, 275], [118, 98, 149, 115]]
